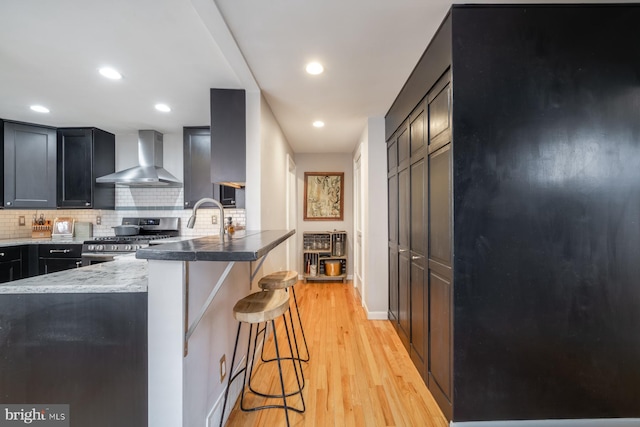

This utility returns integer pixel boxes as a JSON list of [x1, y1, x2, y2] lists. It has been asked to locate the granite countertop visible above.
[[0, 237, 87, 247], [136, 229, 295, 262], [0, 254, 147, 294]]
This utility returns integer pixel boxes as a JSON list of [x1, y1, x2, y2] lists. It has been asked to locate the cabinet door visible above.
[[183, 127, 213, 208], [428, 144, 453, 406], [410, 157, 427, 377], [4, 122, 56, 208], [388, 172, 399, 322], [397, 165, 411, 349], [0, 260, 22, 283], [57, 129, 92, 207], [0, 247, 22, 283]]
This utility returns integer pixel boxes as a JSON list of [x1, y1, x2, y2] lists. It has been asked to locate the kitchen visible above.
[[2, 1, 640, 427]]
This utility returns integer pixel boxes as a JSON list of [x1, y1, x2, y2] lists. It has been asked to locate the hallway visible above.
[[225, 281, 447, 426]]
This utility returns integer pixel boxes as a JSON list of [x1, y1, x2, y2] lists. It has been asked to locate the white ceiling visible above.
[[0, 0, 625, 154]]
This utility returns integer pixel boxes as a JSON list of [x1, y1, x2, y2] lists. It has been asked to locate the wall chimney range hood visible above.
[[96, 130, 182, 187]]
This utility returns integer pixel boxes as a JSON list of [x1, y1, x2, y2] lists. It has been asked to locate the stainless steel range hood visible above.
[[96, 130, 182, 187]]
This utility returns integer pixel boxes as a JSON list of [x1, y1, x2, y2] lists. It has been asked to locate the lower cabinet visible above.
[[38, 244, 82, 275], [0, 246, 22, 283], [0, 292, 148, 427]]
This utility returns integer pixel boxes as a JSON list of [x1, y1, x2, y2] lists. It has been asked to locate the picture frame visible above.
[[304, 172, 344, 221]]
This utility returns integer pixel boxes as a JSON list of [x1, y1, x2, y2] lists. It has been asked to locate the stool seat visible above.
[[234, 290, 290, 323], [258, 270, 298, 290]]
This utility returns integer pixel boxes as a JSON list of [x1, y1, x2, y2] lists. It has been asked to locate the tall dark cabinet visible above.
[[57, 128, 115, 209], [386, 4, 640, 423], [3, 121, 57, 208]]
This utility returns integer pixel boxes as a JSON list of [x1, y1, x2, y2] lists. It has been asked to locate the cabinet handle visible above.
[[50, 249, 71, 254], [411, 255, 421, 260], [85, 202, 91, 206], [399, 249, 408, 253], [0, 253, 4, 257], [6, 202, 11, 206]]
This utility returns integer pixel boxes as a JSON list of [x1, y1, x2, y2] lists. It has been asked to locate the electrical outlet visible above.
[[96, 215, 102, 225], [212, 215, 217, 225], [220, 355, 226, 383], [18, 216, 26, 226]]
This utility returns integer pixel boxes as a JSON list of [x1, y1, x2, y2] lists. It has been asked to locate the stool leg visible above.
[[219, 322, 242, 427], [291, 287, 310, 362], [282, 312, 306, 413], [259, 287, 309, 365], [271, 318, 292, 427], [248, 314, 305, 398], [241, 324, 266, 412]]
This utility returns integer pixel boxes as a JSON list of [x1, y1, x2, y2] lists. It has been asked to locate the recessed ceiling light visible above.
[[30, 105, 50, 113], [155, 103, 171, 112], [313, 121, 325, 128], [306, 62, 324, 75], [99, 67, 123, 80]]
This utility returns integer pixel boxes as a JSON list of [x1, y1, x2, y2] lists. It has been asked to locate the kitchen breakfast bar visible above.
[[136, 229, 295, 427], [0, 229, 294, 427]]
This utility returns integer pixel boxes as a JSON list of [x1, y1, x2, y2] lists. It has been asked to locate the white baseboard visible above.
[[366, 310, 388, 320], [206, 355, 246, 427], [207, 325, 270, 426], [451, 419, 640, 427]]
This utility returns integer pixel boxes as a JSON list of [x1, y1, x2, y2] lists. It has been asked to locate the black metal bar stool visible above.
[[220, 289, 305, 427], [258, 270, 310, 363]]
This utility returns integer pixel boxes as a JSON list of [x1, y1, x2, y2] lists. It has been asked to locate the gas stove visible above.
[[82, 217, 179, 264]]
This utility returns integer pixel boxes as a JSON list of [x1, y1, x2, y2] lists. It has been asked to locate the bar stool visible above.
[[258, 270, 310, 363], [220, 289, 305, 427]]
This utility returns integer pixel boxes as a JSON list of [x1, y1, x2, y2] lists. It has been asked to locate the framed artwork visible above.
[[304, 172, 344, 221]]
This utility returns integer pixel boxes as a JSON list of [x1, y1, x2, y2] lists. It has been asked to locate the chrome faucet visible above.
[[186, 198, 226, 243]]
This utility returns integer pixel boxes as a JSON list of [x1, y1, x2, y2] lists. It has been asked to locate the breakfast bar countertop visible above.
[[135, 229, 295, 262]]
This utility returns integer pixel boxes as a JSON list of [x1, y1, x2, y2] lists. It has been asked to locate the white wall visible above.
[[355, 117, 388, 319], [293, 153, 354, 277]]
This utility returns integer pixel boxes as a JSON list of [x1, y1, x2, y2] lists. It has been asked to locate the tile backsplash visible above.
[[0, 187, 245, 240]]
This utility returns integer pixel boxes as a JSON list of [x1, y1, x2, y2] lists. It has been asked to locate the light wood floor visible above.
[[224, 281, 448, 427]]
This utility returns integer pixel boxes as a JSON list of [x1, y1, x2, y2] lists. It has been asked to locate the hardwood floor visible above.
[[224, 281, 447, 427]]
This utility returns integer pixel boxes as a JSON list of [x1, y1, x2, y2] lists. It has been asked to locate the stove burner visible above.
[[93, 234, 172, 242], [82, 217, 180, 255]]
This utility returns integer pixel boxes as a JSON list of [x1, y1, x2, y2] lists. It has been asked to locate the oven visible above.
[[81, 217, 179, 267]]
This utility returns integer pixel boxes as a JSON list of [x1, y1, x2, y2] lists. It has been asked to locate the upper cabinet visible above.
[[183, 126, 213, 208], [57, 128, 115, 209], [183, 126, 245, 209], [210, 89, 245, 187], [3, 121, 57, 208]]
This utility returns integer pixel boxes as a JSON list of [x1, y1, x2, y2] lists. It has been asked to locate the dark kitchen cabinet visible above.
[[3, 121, 57, 208], [57, 127, 115, 209], [0, 292, 148, 427], [38, 244, 82, 275], [386, 4, 640, 423], [183, 126, 213, 208], [184, 126, 245, 209], [387, 103, 429, 379], [0, 120, 4, 206], [0, 246, 22, 283], [409, 106, 427, 379], [387, 136, 399, 325], [210, 89, 245, 186]]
